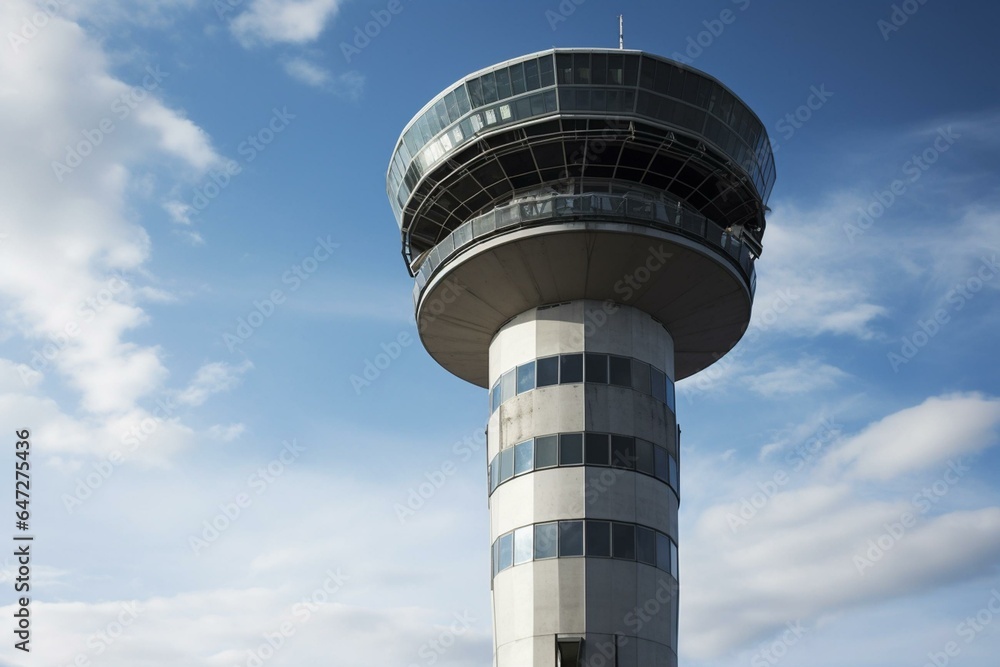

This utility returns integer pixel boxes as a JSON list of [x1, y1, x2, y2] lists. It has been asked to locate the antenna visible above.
[[618, 14, 624, 49]]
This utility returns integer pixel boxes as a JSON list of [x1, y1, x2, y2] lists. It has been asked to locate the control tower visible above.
[[386, 48, 775, 667]]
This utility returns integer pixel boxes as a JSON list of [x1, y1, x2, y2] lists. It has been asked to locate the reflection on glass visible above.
[[535, 523, 558, 559], [559, 521, 584, 556], [514, 440, 533, 476], [517, 361, 536, 395], [498, 532, 513, 572], [500, 447, 514, 483], [537, 356, 559, 386], [535, 435, 558, 468], [559, 433, 584, 465], [656, 532, 670, 572], [513, 526, 533, 565], [636, 439, 655, 475]]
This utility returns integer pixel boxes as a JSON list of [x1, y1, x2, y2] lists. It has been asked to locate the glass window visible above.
[[480, 72, 498, 104], [573, 53, 591, 84], [656, 532, 670, 572], [636, 439, 655, 476], [650, 367, 667, 402], [535, 522, 558, 559], [586, 520, 611, 557], [637, 526, 655, 565], [654, 445, 668, 482], [510, 63, 526, 95], [490, 456, 499, 492], [501, 369, 516, 403], [612, 523, 635, 560], [559, 521, 584, 556], [623, 54, 639, 85], [591, 53, 607, 85], [631, 360, 650, 394], [609, 355, 631, 386], [538, 55, 555, 87], [560, 354, 583, 383], [500, 447, 514, 482], [496, 68, 512, 100], [671, 541, 679, 578], [556, 53, 573, 84], [491, 382, 501, 413], [455, 85, 471, 114], [537, 356, 559, 386], [559, 433, 584, 465], [669, 454, 679, 491], [535, 435, 558, 468], [517, 361, 536, 394], [608, 53, 624, 85], [498, 532, 513, 572], [666, 378, 676, 412], [514, 439, 534, 476], [514, 525, 533, 565], [524, 59, 540, 90], [611, 435, 635, 469], [492, 539, 499, 577], [585, 353, 608, 383], [585, 433, 610, 465], [468, 78, 484, 108]]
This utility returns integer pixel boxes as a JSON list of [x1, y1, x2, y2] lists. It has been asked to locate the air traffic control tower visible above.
[[386, 49, 775, 667]]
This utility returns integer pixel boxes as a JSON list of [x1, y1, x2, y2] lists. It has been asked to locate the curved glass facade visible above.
[[387, 48, 775, 234], [487, 431, 680, 499], [490, 352, 676, 415], [492, 519, 679, 580]]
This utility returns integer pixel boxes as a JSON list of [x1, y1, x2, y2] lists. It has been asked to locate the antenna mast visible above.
[[618, 14, 624, 49]]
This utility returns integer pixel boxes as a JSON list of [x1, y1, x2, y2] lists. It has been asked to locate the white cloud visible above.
[[230, 0, 344, 47], [746, 357, 850, 397], [177, 361, 254, 407], [282, 56, 331, 87], [822, 393, 1000, 480], [207, 423, 247, 442]]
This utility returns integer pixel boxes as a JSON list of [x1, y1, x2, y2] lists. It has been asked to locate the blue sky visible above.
[[0, 0, 998, 665]]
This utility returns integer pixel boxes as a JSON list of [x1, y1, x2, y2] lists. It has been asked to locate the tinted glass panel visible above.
[[510, 63, 526, 95], [514, 440, 533, 476], [501, 369, 516, 403], [669, 454, 679, 491], [514, 526, 533, 565], [636, 439, 655, 475], [609, 355, 631, 386], [524, 59, 540, 90], [656, 532, 671, 572], [498, 533, 513, 571], [585, 353, 608, 383], [654, 445, 668, 482], [611, 435, 636, 469], [560, 521, 584, 556], [496, 68, 512, 100], [500, 447, 514, 482], [560, 354, 583, 383], [491, 382, 501, 413], [490, 459, 499, 492], [586, 520, 611, 557], [538, 55, 555, 87], [559, 433, 584, 465], [650, 367, 667, 402], [585, 433, 610, 465], [637, 526, 655, 565], [612, 523, 636, 560], [671, 541, 679, 578], [535, 435, 558, 468], [535, 523, 558, 559], [517, 361, 536, 394], [666, 379, 676, 412], [537, 356, 559, 386]]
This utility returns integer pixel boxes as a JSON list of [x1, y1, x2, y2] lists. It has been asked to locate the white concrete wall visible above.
[[488, 301, 678, 667]]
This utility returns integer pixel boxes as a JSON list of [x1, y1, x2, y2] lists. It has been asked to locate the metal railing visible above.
[[413, 193, 757, 307]]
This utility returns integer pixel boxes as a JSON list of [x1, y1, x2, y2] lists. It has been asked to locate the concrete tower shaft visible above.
[[386, 48, 775, 667]]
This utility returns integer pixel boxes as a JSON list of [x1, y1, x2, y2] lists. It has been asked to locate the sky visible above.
[[0, 0, 998, 665]]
